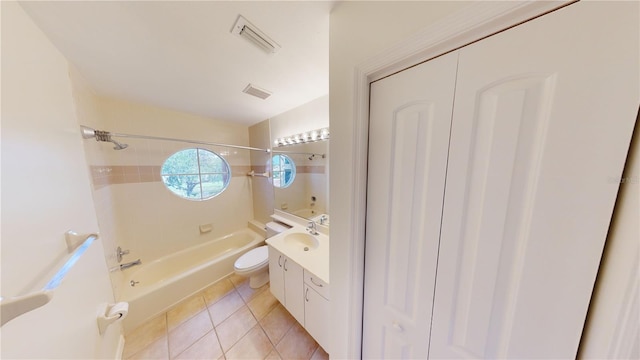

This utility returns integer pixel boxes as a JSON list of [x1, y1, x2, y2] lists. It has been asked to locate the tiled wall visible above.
[[72, 84, 258, 299], [90, 165, 252, 189]]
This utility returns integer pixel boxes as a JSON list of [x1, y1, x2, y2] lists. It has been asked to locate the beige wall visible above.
[[1, 2, 120, 358], [329, 2, 471, 357], [80, 96, 255, 275], [249, 119, 274, 225], [270, 94, 329, 219]]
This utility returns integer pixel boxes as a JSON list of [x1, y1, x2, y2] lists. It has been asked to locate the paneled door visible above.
[[429, 2, 639, 359], [363, 51, 459, 359]]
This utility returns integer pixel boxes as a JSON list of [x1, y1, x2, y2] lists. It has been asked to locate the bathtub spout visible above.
[[120, 259, 142, 270]]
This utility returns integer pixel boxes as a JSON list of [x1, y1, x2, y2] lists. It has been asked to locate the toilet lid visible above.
[[235, 245, 268, 270]]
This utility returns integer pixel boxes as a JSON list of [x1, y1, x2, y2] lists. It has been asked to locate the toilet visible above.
[[234, 222, 288, 288]]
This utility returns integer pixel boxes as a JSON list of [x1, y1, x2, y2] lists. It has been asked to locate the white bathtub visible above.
[[120, 228, 264, 333]]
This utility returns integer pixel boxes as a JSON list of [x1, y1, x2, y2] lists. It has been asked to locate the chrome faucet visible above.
[[319, 215, 328, 225], [116, 246, 129, 263], [120, 259, 142, 270], [307, 221, 319, 235]]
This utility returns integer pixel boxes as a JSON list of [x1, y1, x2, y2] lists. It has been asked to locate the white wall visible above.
[[328, 2, 471, 357], [1, 2, 120, 358], [270, 94, 328, 140]]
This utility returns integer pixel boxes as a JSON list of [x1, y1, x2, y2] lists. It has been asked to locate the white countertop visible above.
[[266, 217, 330, 284]]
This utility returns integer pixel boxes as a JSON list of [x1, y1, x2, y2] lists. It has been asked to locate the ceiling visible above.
[[20, 1, 333, 126]]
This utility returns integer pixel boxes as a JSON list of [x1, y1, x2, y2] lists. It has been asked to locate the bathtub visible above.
[[119, 228, 264, 333]]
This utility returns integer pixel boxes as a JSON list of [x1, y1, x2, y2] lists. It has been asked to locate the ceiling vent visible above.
[[243, 84, 272, 100], [231, 15, 281, 54]]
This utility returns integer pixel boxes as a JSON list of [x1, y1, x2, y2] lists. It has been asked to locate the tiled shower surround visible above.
[[89, 165, 324, 190]]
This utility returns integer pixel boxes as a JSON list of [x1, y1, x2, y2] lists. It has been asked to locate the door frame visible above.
[[344, 1, 574, 358]]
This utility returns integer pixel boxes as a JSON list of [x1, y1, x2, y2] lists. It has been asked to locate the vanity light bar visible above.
[[273, 128, 330, 147]]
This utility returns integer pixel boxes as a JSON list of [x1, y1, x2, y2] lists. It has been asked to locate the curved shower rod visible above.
[[80, 126, 271, 153]]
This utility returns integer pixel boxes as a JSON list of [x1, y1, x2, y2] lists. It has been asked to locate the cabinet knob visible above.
[[392, 322, 404, 333], [284, 258, 288, 271], [278, 255, 282, 268], [305, 288, 309, 302]]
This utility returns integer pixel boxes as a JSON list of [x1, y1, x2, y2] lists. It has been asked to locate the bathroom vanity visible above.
[[266, 211, 330, 353]]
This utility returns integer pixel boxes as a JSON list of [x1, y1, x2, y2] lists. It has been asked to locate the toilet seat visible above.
[[234, 245, 269, 272]]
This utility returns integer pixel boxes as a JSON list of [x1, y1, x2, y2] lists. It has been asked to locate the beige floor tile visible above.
[[173, 330, 223, 360], [227, 273, 247, 287], [265, 350, 282, 360], [247, 287, 279, 320], [202, 278, 236, 306], [207, 289, 244, 325], [168, 310, 214, 358], [124, 314, 167, 358], [310, 345, 329, 360], [276, 322, 318, 360], [216, 306, 258, 352], [167, 294, 207, 331], [234, 279, 269, 303], [259, 304, 296, 345], [126, 336, 168, 360], [224, 325, 275, 360]]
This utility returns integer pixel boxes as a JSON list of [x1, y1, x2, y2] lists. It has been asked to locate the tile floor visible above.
[[123, 274, 329, 360]]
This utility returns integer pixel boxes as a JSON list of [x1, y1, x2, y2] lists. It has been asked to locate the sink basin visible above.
[[283, 232, 320, 251]]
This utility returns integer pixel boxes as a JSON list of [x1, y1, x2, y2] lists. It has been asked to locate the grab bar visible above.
[[247, 170, 269, 178], [0, 231, 98, 326]]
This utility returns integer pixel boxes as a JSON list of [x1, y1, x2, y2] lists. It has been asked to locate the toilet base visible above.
[[249, 270, 270, 289]]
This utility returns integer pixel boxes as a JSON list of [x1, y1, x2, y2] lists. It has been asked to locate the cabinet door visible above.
[[430, 2, 639, 359], [305, 285, 330, 352], [363, 51, 459, 358], [283, 257, 305, 325], [268, 246, 285, 305]]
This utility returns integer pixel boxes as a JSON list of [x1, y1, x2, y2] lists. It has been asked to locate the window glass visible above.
[[272, 154, 296, 188], [161, 148, 230, 200]]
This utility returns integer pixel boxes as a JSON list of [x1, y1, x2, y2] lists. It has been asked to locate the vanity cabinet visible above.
[[304, 270, 330, 351], [268, 246, 304, 325]]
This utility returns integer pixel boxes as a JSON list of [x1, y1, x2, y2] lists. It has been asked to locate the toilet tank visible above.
[[266, 221, 289, 238]]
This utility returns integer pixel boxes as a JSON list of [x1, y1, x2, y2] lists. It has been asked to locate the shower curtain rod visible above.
[[80, 126, 271, 153], [272, 149, 326, 158]]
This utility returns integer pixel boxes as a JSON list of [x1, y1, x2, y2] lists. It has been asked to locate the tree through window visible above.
[[161, 148, 230, 200]]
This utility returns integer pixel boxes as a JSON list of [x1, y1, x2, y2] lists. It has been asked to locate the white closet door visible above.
[[430, 2, 639, 359], [363, 51, 458, 359]]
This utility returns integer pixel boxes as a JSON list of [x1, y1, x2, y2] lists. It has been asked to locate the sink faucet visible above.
[[120, 259, 142, 271], [307, 221, 319, 235]]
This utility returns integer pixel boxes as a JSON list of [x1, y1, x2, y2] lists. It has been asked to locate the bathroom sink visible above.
[[283, 232, 320, 251]]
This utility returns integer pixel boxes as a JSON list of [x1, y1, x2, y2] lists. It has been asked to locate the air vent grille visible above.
[[243, 84, 272, 100], [231, 15, 281, 54]]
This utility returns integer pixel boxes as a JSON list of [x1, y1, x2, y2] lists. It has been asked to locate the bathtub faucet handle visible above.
[[120, 259, 142, 271], [116, 246, 130, 263]]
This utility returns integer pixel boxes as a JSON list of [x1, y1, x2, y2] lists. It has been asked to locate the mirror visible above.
[[272, 139, 329, 224]]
